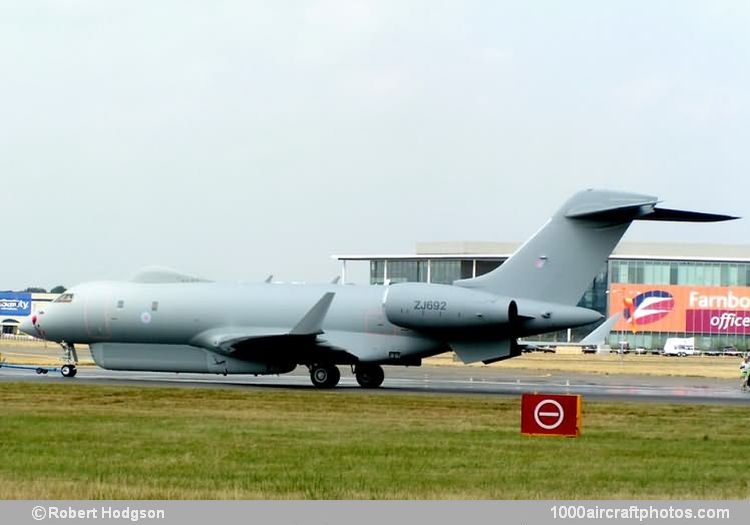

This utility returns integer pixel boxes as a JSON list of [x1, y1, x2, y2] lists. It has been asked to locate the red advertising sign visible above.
[[685, 310, 750, 334], [610, 284, 750, 334], [521, 393, 582, 437]]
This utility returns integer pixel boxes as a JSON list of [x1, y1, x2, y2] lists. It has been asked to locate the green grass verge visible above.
[[0, 383, 748, 499]]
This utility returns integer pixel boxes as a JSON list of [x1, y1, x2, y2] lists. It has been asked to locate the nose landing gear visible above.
[[60, 364, 77, 378], [58, 341, 78, 379]]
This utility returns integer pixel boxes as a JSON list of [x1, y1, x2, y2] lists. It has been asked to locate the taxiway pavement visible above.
[[1, 362, 747, 405]]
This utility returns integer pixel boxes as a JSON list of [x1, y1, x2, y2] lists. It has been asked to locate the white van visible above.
[[663, 337, 697, 357]]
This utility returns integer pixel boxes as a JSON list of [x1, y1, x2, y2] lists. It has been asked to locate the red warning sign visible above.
[[521, 393, 582, 437]]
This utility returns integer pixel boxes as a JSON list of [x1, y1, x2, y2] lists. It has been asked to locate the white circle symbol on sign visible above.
[[533, 399, 565, 430]]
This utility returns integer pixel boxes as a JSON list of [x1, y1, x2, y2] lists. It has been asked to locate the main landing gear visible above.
[[309, 363, 341, 388], [354, 364, 384, 388], [307, 363, 385, 389]]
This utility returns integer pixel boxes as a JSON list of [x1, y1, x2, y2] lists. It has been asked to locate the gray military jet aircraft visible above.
[[20, 190, 736, 387]]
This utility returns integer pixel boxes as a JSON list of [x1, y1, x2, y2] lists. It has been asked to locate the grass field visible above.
[[426, 352, 744, 379], [1, 382, 748, 499]]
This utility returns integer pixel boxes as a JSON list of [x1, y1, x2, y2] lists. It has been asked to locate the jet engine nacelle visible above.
[[383, 282, 604, 336], [383, 283, 519, 332]]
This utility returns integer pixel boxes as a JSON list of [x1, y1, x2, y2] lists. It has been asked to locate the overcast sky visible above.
[[2, 1, 748, 290]]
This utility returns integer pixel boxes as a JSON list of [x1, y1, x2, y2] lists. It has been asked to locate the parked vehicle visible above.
[[704, 346, 744, 357], [663, 337, 697, 357], [723, 346, 742, 357]]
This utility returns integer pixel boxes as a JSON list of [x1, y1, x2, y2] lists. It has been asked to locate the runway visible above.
[[1, 362, 748, 405]]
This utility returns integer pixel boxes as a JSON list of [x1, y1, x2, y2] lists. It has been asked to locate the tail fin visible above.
[[454, 189, 737, 305]]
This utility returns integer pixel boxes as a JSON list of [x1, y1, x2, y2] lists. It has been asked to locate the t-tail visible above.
[[454, 189, 737, 304], [406, 189, 739, 364]]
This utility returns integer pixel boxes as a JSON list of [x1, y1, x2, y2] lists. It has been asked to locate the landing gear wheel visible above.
[[355, 364, 384, 388], [310, 364, 340, 388], [60, 364, 77, 378], [35, 367, 44, 375]]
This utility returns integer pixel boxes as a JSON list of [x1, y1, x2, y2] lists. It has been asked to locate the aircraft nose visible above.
[[20, 315, 37, 337]]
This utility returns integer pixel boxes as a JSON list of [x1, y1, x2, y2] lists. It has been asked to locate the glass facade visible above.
[[367, 256, 750, 351], [610, 259, 750, 287], [369, 259, 508, 286], [385, 260, 428, 284], [370, 261, 385, 285]]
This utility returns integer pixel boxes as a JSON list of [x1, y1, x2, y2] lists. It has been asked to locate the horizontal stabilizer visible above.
[[639, 207, 739, 222], [565, 195, 658, 221], [451, 339, 519, 364], [566, 198, 738, 223]]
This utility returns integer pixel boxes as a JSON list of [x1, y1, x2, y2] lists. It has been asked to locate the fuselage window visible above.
[[54, 293, 74, 303], [117, 300, 125, 309], [151, 301, 159, 312]]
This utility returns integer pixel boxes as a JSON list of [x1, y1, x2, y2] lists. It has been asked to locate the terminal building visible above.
[[335, 242, 750, 352]]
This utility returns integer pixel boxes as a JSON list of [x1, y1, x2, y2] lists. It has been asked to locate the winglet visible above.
[[290, 292, 336, 335], [264, 275, 273, 283]]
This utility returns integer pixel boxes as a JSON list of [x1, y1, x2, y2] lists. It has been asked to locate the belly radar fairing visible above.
[[21, 190, 737, 388]]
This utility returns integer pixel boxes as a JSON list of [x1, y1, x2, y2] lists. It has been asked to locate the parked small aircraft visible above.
[[21, 190, 735, 387]]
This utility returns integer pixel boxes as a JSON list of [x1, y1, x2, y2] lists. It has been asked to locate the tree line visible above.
[[0, 286, 67, 294]]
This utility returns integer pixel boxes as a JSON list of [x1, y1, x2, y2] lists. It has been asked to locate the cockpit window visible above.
[[54, 293, 75, 303]]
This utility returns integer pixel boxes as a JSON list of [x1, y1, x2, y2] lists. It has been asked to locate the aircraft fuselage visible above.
[[30, 281, 447, 366]]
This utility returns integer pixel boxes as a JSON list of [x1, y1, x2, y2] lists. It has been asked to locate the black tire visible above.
[[310, 364, 340, 388], [36, 367, 44, 375], [61, 365, 77, 378], [355, 364, 385, 388]]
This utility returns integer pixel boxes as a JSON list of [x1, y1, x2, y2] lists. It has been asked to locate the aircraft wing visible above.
[[191, 326, 292, 352], [579, 313, 620, 345], [189, 292, 355, 362]]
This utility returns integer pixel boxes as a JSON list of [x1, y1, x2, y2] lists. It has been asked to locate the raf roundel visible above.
[[140, 312, 152, 324]]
